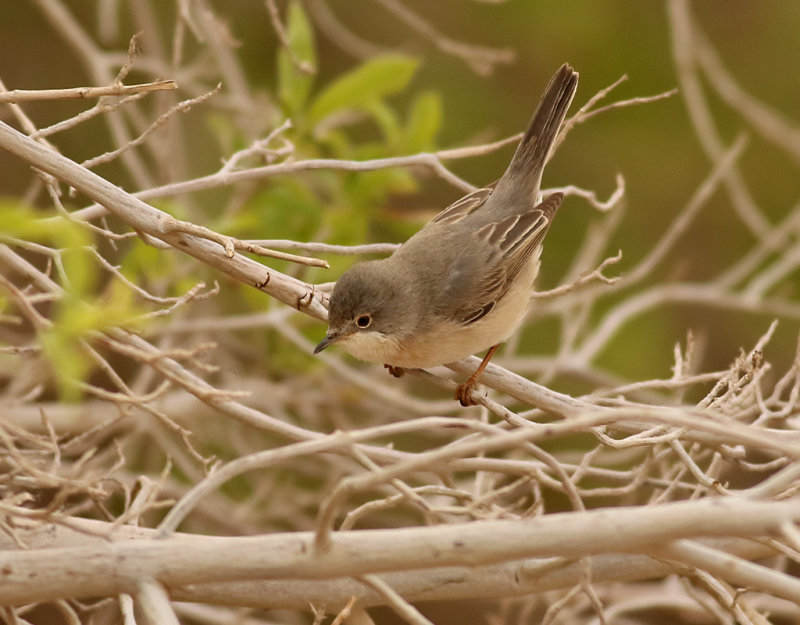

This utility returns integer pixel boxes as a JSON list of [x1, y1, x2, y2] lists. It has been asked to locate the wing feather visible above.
[[453, 193, 563, 325], [430, 185, 495, 226]]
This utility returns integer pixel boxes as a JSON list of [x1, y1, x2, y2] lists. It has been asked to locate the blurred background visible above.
[[2, 1, 798, 386], [1, 2, 800, 623]]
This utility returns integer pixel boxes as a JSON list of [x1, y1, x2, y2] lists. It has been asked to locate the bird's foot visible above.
[[455, 379, 480, 406], [455, 344, 499, 406], [384, 364, 406, 378]]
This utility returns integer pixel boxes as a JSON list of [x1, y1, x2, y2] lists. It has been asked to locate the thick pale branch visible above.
[[0, 519, 775, 611], [0, 498, 796, 606]]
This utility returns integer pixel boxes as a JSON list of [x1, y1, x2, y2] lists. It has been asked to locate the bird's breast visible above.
[[342, 259, 538, 369]]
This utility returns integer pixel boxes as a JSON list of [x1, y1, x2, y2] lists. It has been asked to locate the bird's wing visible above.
[[439, 192, 563, 325], [429, 184, 496, 226]]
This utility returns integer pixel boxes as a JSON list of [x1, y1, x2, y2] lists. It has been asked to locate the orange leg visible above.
[[456, 344, 500, 406]]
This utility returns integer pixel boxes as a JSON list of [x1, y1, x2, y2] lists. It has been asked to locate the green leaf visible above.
[[39, 325, 89, 403], [0, 199, 85, 246], [61, 242, 95, 298], [344, 166, 416, 210], [0, 200, 148, 400], [42, 281, 144, 402], [309, 54, 419, 123], [0, 201, 94, 296], [404, 90, 442, 152], [314, 127, 351, 157], [277, 0, 316, 115], [250, 179, 324, 242], [363, 99, 401, 146]]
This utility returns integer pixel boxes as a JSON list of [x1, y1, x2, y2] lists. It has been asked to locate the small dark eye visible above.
[[355, 314, 371, 328]]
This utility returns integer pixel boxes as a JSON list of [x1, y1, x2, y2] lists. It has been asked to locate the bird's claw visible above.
[[456, 381, 479, 406], [384, 364, 406, 378]]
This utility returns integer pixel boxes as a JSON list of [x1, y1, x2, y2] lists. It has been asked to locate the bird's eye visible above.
[[355, 314, 372, 329]]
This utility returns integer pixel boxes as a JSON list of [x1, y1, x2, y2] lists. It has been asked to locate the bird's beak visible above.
[[314, 331, 342, 354]]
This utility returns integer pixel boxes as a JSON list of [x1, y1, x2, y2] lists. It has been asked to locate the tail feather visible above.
[[492, 64, 578, 206]]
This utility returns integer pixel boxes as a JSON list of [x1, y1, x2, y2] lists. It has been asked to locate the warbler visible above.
[[315, 64, 578, 405]]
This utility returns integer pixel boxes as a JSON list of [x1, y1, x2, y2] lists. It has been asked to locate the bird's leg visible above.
[[384, 364, 406, 378], [456, 344, 500, 406]]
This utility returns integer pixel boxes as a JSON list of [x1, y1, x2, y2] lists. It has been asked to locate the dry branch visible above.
[[0, 499, 796, 606], [0, 80, 177, 103], [1, 2, 800, 624]]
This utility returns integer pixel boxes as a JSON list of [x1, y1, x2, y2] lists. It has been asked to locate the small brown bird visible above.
[[315, 64, 579, 405]]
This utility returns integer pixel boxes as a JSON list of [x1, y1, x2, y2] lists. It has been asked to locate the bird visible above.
[[315, 64, 578, 406]]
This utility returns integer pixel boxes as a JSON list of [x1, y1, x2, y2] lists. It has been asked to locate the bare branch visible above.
[[372, 0, 514, 75], [0, 80, 177, 104], [2, 4, 799, 623]]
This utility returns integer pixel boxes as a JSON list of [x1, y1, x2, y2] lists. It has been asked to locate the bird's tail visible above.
[[492, 64, 578, 206]]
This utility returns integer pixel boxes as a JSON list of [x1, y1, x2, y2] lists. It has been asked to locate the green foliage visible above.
[[120, 235, 174, 284], [277, 0, 316, 115], [205, 111, 246, 165], [40, 282, 141, 402], [271, 41, 443, 309], [275, 7, 424, 152], [0, 201, 143, 401], [308, 54, 420, 126], [226, 178, 325, 243], [403, 90, 442, 152], [248, 50, 435, 267], [361, 99, 403, 147]]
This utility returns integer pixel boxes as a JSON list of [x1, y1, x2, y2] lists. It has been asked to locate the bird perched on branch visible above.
[[316, 64, 579, 406]]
